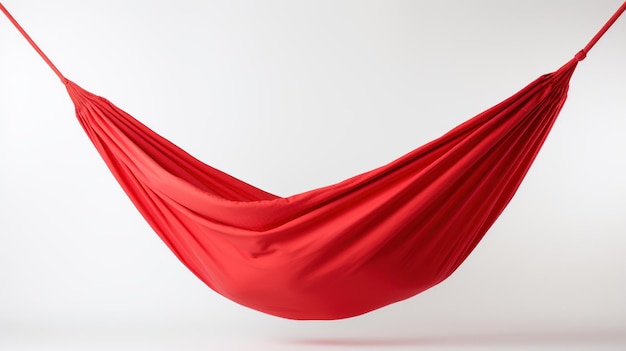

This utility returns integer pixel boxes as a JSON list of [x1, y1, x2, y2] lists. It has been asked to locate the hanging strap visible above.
[[0, 2, 67, 84], [576, 1, 626, 61], [1, 2, 625, 80]]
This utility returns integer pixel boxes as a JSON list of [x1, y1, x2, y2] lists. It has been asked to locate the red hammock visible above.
[[2, 3, 624, 320]]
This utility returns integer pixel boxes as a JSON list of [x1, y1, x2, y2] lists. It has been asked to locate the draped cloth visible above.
[[1, 2, 624, 320]]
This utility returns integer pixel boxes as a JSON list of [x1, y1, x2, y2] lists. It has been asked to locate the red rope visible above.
[[1, 2, 625, 78], [0, 2, 67, 84], [576, 1, 626, 61], [584, 2, 626, 53]]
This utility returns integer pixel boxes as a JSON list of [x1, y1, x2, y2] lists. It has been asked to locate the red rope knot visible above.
[[575, 49, 587, 62]]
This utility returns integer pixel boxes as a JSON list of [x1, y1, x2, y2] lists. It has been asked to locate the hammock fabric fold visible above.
[[1, 2, 624, 320]]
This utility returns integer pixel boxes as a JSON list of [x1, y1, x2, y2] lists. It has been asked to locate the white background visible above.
[[1, 1, 625, 350]]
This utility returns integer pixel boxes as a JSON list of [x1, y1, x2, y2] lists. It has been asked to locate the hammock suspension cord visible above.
[[0, 2, 67, 84], [1, 2, 625, 84]]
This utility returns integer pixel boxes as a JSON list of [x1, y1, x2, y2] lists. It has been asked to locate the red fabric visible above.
[[63, 63, 577, 320], [1, 2, 624, 320]]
